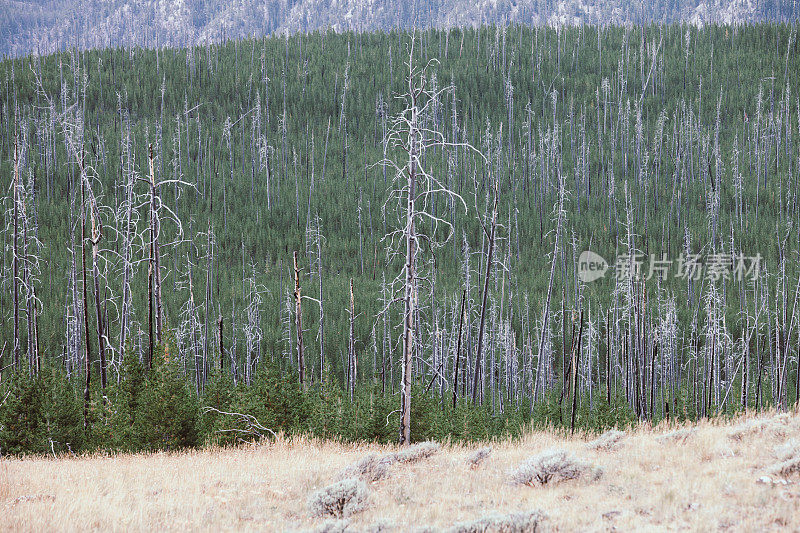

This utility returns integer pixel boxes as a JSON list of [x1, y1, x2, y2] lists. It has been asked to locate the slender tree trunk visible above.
[[472, 179, 498, 402], [218, 313, 224, 372], [81, 167, 92, 428], [349, 278, 357, 401], [12, 141, 20, 370], [91, 216, 107, 397], [294, 251, 305, 388], [570, 310, 584, 434], [147, 145, 156, 369], [318, 238, 325, 382], [453, 289, 466, 408], [399, 89, 419, 445]]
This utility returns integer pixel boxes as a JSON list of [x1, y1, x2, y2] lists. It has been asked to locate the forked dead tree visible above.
[[380, 38, 476, 444], [142, 143, 193, 369]]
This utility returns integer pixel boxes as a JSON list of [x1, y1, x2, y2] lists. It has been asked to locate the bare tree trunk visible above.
[[147, 145, 156, 370], [317, 233, 325, 382], [348, 278, 357, 401], [570, 310, 584, 433], [91, 214, 107, 397], [453, 289, 466, 408], [471, 179, 498, 402], [118, 140, 135, 361], [534, 168, 566, 410], [218, 313, 224, 372], [399, 85, 419, 446], [294, 251, 305, 388], [81, 165, 92, 428], [12, 141, 20, 370]]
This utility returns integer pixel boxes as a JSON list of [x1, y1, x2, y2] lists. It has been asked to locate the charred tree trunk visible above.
[[12, 141, 20, 370], [453, 289, 466, 408], [147, 145, 156, 370], [294, 251, 305, 388], [218, 313, 224, 372], [91, 214, 107, 397], [471, 178, 498, 402]]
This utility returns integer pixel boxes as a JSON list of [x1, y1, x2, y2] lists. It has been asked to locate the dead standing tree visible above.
[[12, 140, 21, 370], [471, 157, 500, 403], [293, 251, 305, 388], [6, 138, 43, 375], [61, 115, 110, 418], [381, 40, 476, 445], [141, 143, 194, 369]]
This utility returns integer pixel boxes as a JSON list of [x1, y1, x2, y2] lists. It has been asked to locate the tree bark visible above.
[[294, 251, 305, 388], [218, 313, 224, 372], [348, 278, 357, 401], [12, 141, 20, 370], [471, 178, 498, 402], [399, 86, 418, 446], [453, 289, 466, 408]]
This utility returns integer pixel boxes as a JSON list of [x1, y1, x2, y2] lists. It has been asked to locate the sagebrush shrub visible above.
[[337, 453, 395, 483], [391, 441, 441, 463], [337, 441, 441, 484], [774, 439, 799, 462], [465, 447, 492, 469], [509, 448, 599, 487], [446, 510, 546, 533], [587, 430, 625, 451], [310, 519, 351, 533], [766, 455, 800, 479], [656, 427, 695, 443], [307, 478, 369, 518]]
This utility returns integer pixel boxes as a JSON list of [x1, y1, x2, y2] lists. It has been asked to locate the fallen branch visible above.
[[201, 406, 277, 440]]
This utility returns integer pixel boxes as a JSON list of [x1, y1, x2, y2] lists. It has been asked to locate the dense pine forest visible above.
[[1, 23, 799, 454]]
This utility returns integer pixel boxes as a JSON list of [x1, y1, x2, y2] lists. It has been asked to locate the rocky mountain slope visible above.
[[1, 0, 794, 58]]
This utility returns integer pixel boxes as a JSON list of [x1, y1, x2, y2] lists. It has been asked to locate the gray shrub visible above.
[[391, 441, 441, 464], [509, 448, 600, 487], [465, 447, 492, 469], [337, 453, 396, 483], [445, 510, 547, 533], [308, 478, 369, 518], [587, 430, 625, 451]]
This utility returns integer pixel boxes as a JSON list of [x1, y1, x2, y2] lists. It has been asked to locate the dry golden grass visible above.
[[2, 410, 800, 532]]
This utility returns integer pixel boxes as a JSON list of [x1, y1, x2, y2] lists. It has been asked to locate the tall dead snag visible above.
[[382, 39, 472, 445], [81, 167, 91, 427], [12, 140, 20, 370], [399, 91, 417, 446], [306, 215, 326, 381], [570, 310, 585, 434], [9, 136, 43, 376], [453, 288, 466, 408], [294, 251, 305, 388], [471, 176, 499, 402], [534, 152, 566, 409], [348, 278, 357, 401], [147, 144, 160, 369], [73, 146, 108, 406], [142, 142, 192, 369], [218, 313, 224, 372], [90, 189, 107, 395], [58, 111, 107, 421], [117, 109, 136, 363]]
